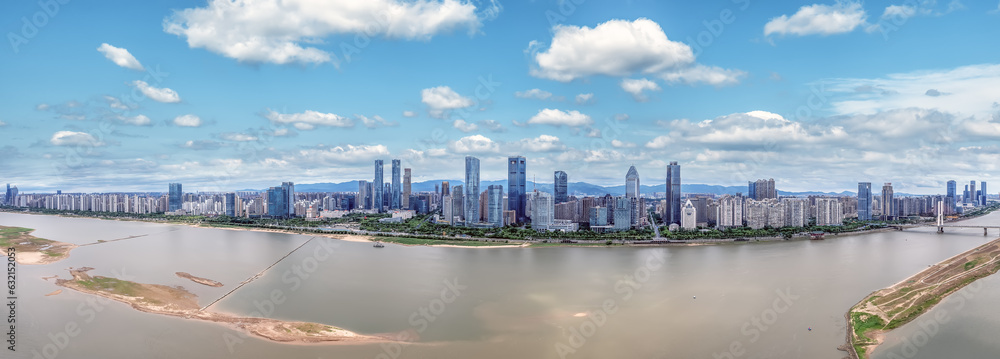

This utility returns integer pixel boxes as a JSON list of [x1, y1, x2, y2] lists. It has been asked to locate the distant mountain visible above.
[[288, 180, 861, 197]]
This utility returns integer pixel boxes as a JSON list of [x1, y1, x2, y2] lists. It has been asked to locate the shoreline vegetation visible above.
[[176, 272, 224, 287], [843, 237, 1000, 359], [0, 225, 75, 265], [56, 267, 390, 344]]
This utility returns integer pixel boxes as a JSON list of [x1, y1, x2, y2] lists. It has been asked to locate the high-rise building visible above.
[[441, 181, 450, 197], [981, 181, 987, 206], [748, 178, 776, 201], [465, 156, 480, 225], [970, 181, 977, 206], [666, 161, 681, 225], [373, 160, 384, 213], [452, 185, 464, 223], [554, 171, 568, 204], [946, 180, 957, 210], [625, 165, 640, 199], [168, 183, 183, 212], [224, 193, 236, 217], [881, 183, 894, 221], [357, 180, 369, 210], [530, 191, 554, 231], [589, 207, 608, 227], [391, 159, 401, 210], [681, 200, 697, 230], [857, 182, 873, 221], [403, 168, 411, 209], [266, 186, 288, 218], [282, 182, 295, 218], [508, 156, 527, 223], [613, 196, 632, 231], [487, 185, 504, 227], [816, 198, 843, 226], [4, 185, 18, 207]]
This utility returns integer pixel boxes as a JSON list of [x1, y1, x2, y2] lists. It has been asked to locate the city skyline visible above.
[[4, 1, 1000, 194]]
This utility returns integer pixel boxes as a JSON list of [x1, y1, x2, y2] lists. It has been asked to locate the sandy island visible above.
[[176, 272, 224, 287], [57, 267, 390, 344], [844, 237, 1000, 359], [0, 225, 76, 265]]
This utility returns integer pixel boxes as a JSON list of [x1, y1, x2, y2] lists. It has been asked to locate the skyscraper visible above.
[[357, 180, 369, 210], [970, 181, 977, 206], [881, 183, 894, 221], [168, 183, 183, 212], [266, 185, 288, 218], [442, 181, 450, 197], [530, 191, 554, 231], [224, 193, 236, 217], [613, 196, 632, 231], [391, 159, 401, 210], [554, 171, 568, 204], [403, 168, 411, 209], [625, 165, 640, 199], [465, 156, 480, 225], [373, 160, 384, 213], [981, 181, 987, 206], [282, 182, 295, 217], [858, 182, 873, 221], [487, 185, 504, 227], [666, 161, 681, 225], [508, 156, 526, 223], [681, 200, 697, 230], [946, 180, 957, 210]]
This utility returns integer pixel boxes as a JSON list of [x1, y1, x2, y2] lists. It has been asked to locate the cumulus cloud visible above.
[[515, 135, 565, 152], [421, 86, 474, 118], [50, 131, 105, 147], [219, 132, 259, 142], [181, 140, 224, 150], [132, 80, 181, 103], [620, 78, 661, 101], [290, 144, 390, 164], [164, 0, 491, 65], [575, 93, 594, 104], [527, 108, 593, 127], [449, 134, 499, 154], [529, 18, 743, 86], [358, 115, 397, 129], [452, 119, 478, 133], [264, 109, 353, 130], [764, 2, 867, 37], [0, 121, 6, 126], [514, 88, 553, 100], [119, 114, 152, 126], [402, 110, 418, 118], [104, 96, 131, 110], [611, 139, 636, 148], [97, 43, 145, 71], [173, 114, 202, 127], [478, 119, 505, 132]]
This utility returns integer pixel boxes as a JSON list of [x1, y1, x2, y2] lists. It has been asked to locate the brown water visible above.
[[4, 211, 1000, 359]]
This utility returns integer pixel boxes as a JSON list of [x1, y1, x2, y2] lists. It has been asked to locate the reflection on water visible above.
[[4, 211, 1000, 359]]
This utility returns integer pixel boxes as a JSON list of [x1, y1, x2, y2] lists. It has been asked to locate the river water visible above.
[[4, 211, 999, 359]]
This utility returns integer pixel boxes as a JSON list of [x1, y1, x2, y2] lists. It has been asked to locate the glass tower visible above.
[[507, 156, 526, 223], [666, 161, 681, 225], [373, 160, 384, 213], [554, 171, 568, 204], [857, 182, 872, 221], [465, 156, 480, 225], [391, 159, 401, 210], [168, 183, 183, 212]]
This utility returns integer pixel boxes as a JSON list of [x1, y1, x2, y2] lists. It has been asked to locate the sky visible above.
[[2, 0, 1000, 194]]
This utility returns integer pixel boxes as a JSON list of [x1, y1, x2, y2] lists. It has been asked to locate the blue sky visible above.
[[2, 0, 1000, 194]]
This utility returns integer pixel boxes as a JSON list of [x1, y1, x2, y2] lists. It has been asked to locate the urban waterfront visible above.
[[6, 211, 1000, 359]]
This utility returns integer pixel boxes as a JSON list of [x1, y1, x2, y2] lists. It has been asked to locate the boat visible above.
[[373, 242, 384, 248]]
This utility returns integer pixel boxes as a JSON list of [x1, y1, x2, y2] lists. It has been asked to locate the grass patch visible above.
[[851, 311, 885, 343], [76, 276, 142, 297], [854, 344, 869, 359], [294, 323, 328, 334], [964, 260, 979, 271]]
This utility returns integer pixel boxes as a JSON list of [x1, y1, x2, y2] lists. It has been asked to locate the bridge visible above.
[[930, 200, 1000, 235]]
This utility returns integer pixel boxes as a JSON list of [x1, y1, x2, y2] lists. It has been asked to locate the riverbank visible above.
[[0, 225, 76, 265], [176, 272, 223, 287], [56, 267, 389, 344], [844, 237, 1000, 359]]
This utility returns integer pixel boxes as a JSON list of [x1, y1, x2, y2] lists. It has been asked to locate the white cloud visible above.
[[615, 113, 630, 121], [620, 78, 661, 101], [132, 80, 181, 103], [478, 119, 505, 132], [514, 88, 553, 100], [120, 114, 152, 126], [264, 109, 353, 129], [104, 96, 131, 110], [173, 114, 202, 127], [181, 140, 224, 150], [645, 136, 673, 149], [402, 110, 418, 118], [660, 65, 746, 86], [826, 63, 1000, 117], [764, 2, 867, 37], [293, 144, 391, 164], [575, 93, 594, 104], [529, 18, 742, 86], [515, 135, 565, 152], [220, 132, 259, 142], [528, 108, 593, 127], [611, 139, 636, 148], [584, 127, 602, 138], [164, 0, 490, 65], [452, 119, 479, 133], [97, 43, 145, 71], [421, 86, 474, 118], [358, 115, 397, 129], [449, 134, 499, 154], [0, 121, 6, 126], [882, 5, 917, 19], [50, 131, 105, 147]]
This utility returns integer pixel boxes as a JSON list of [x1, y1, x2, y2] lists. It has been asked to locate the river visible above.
[[4, 211, 999, 359]]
